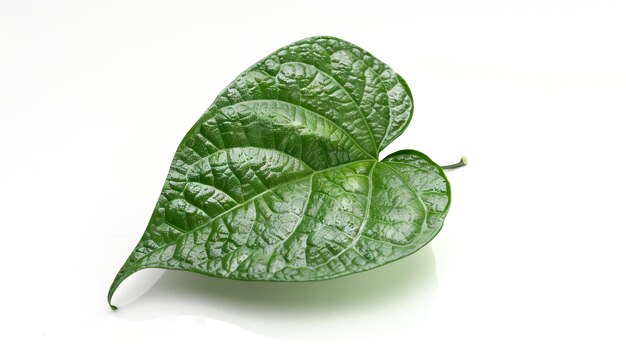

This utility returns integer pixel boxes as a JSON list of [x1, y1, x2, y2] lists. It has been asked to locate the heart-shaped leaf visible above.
[[108, 36, 451, 309]]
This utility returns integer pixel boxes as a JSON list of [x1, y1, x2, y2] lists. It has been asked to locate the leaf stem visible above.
[[441, 156, 468, 170]]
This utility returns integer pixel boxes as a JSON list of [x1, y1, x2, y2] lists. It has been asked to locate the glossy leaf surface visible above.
[[108, 36, 451, 309]]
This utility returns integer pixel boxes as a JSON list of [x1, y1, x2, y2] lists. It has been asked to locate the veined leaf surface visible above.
[[108, 36, 451, 309]]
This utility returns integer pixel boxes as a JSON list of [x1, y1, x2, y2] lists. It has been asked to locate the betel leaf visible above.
[[108, 36, 452, 309]]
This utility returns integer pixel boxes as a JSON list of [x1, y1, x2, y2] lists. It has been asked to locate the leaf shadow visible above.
[[115, 246, 438, 341]]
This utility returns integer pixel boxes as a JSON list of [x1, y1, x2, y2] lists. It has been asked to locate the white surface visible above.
[[1, 0, 625, 349]]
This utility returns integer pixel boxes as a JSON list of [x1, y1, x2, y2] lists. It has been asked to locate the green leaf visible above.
[[108, 36, 451, 309]]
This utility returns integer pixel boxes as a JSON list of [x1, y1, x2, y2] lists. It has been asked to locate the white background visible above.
[[1, 0, 625, 349]]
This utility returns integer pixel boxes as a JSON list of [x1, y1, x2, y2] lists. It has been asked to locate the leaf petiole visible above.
[[441, 156, 468, 170]]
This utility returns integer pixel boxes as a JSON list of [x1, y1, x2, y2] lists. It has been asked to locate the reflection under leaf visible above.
[[115, 246, 437, 341]]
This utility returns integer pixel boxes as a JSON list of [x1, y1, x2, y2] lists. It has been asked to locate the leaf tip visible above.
[[107, 291, 118, 310], [107, 278, 122, 311]]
